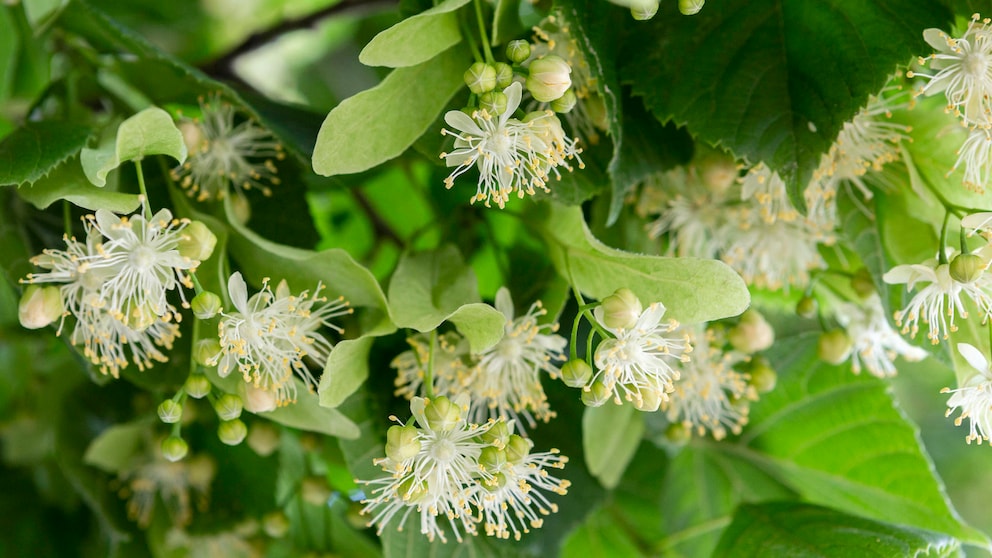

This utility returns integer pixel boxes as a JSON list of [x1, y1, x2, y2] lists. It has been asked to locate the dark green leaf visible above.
[[0, 122, 91, 187]]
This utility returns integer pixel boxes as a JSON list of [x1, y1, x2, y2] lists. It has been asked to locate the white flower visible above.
[[592, 302, 690, 407], [942, 343, 992, 444], [883, 253, 992, 343], [172, 95, 284, 201], [121, 452, 216, 527], [646, 168, 732, 259], [913, 14, 992, 127], [834, 294, 928, 377], [721, 207, 825, 291], [214, 272, 350, 406], [738, 164, 798, 224], [664, 327, 755, 440], [72, 305, 179, 377], [464, 288, 566, 429], [950, 127, 992, 193], [391, 331, 470, 401]]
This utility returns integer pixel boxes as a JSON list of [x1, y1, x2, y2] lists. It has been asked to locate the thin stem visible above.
[[570, 310, 582, 361], [461, 15, 484, 63], [134, 161, 151, 219], [63, 201, 72, 237], [424, 329, 437, 399], [473, 0, 495, 64], [190, 271, 205, 296], [189, 317, 201, 376], [939, 210, 951, 265], [960, 223, 969, 254]]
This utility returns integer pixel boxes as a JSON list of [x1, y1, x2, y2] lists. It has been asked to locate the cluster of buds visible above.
[[157, 376, 249, 462]]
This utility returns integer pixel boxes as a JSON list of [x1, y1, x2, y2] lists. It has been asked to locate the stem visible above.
[[570, 310, 582, 361], [424, 329, 437, 399], [461, 15, 484, 63], [939, 210, 950, 265], [960, 223, 969, 254], [63, 201, 72, 237], [472, 0, 495, 64], [134, 161, 151, 219], [189, 317, 201, 376], [190, 271, 205, 296]]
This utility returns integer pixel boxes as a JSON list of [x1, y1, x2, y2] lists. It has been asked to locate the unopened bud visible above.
[[127, 303, 158, 332], [478, 91, 508, 116], [506, 40, 531, 64], [479, 446, 507, 472], [301, 476, 331, 506], [157, 399, 183, 424], [581, 379, 612, 407], [184, 374, 211, 399], [551, 89, 577, 113], [526, 55, 571, 102], [679, 0, 705, 15], [796, 295, 817, 319], [600, 288, 643, 330], [262, 511, 290, 538], [505, 434, 533, 464], [218, 418, 248, 446], [177, 221, 217, 262], [561, 359, 593, 388], [191, 291, 222, 319], [18, 285, 63, 329], [817, 329, 853, 365], [728, 309, 774, 353], [247, 422, 281, 457], [385, 424, 421, 462], [179, 121, 206, 155], [850, 267, 876, 298], [194, 338, 222, 366], [697, 151, 737, 194], [423, 396, 461, 431], [493, 62, 513, 89], [243, 384, 278, 413], [665, 422, 692, 444], [950, 253, 986, 284], [484, 472, 509, 492], [161, 436, 189, 462], [214, 393, 243, 421], [396, 476, 428, 503], [746, 356, 777, 393], [230, 192, 251, 224], [464, 62, 498, 94], [633, 387, 662, 412], [479, 420, 510, 448], [630, 0, 659, 20]]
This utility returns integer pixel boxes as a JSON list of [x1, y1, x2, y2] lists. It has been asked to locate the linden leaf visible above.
[[0, 121, 91, 187], [319, 337, 375, 409], [82, 421, 147, 474], [358, 0, 470, 68], [17, 157, 141, 213], [582, 403, 644, 489], [80, 107, 187, 187]]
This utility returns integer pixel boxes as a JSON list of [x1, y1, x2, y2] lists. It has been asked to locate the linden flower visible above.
[[913, 14, 992, 127], [214, 272, 351, 406], [721, 206, 825, 291], [391, 331, 470, 401], [883, 252, 992, 343], [942, 343, 992, 444], [72, 306, 179, 377], [833, 295, 928, 377], [120, 452, 216, 528], [663, 327, 755, 440], [465, 288, 567, 429], [950, 127, 992, 193], [645, 168, 733, 259], [592, 302, 691, 407], [738, 164, 798, 224], [172, 95, 284, 201]]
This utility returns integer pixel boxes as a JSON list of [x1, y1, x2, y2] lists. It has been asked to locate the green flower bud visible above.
[[561, 359, 593, 388], [817, 329, 852, 365], [157, 399, 183, 424], [262, 511, 290, 538], [850, 267, 876, 298], [746, 356, 777, 393], [247, 422, 281, 457], [396, 476, 428, 503], [18, 285, 63, 330], [385, 424, 421, 462], [300, 476, 331, 506], [230, 192, 252, 224], [950, 253, 986, 284], [796, 295, 818, 319], [526, 55, 572, 102], [600, 288, 643, 330], [128, 302, 159, 332], [505, 434, 533, 465], [633, 387, 663, 412], [728, 309, 775, 353], [177, 220, 217, 262], [478, 91, 508, 116], [679, 0, 705, 15], [242, 384, 278, 413], [479, 446, 507, 473], [191, 291, 222, 320], [506, 40, 531, 64], [214, 393, 244, 421], [551, 88, 577, 114], [484, 472, 509, 492], [424, 396, 461, 431], [464, 62, 498, 94], [218, 418, 248, 446], [493, 62, 514, 89], [630, 0, 659, 20], [479, 420, 510, 448], [697, 151, 738, 194], [161, 436, 189, 462], [185, 373, 211, 399], [665, 422, 693, 444], [194, 338, 222, 367], [581, 379, 612, 407]]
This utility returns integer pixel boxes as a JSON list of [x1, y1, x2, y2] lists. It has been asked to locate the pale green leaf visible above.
[[82, 421, 147, 474], [447, 303, 506, 353], [319, 336, 375, 409], [0, 121, 90, 186], [540, 203, 749, 323], [261, 390, 360, 439], [81, 107, 187, 187], [312, 46, 467, 176], [582, 403, 644, 489], [17, 157, 141, 213], [358, 0, 469, 68]]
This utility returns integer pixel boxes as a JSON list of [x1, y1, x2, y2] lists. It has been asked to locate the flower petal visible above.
[[228, 272, 249, 313], [958, 342, 989, 376]]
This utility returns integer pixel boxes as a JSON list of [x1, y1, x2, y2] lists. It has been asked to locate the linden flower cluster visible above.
[[20, 201, 212, 377], [211, 272, 352, 406], [359, 395, 569, 543], [943, 343, 992, 444], [831, 294, 929, 378]]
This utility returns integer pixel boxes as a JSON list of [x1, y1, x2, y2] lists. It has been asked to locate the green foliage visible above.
[[81, 107, 187, 187], [359, 0, 471, 68], [0, 122, 91, 187], [582, 403, 644, 489]]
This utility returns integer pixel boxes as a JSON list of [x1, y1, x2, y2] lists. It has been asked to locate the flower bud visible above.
[[478, 91, 508, 116], [746, 356, 777, 393], [633, 387, 663, 412], [464, 62, 498, 94], [396, 476, 428, 503], [218, 418, 248, 446], [728, 309, 775, 353], [262, 511, 290, 538], [128, 302, 159, 332], [161, 436, 189, 462], [243, 384, 278, 413], [423, 396, 461, 431], [505, 40, 531, 64], [18, 285, 63, 329], [178, 220, 217, 262], [581, 379, 612, 407], [950, 253, 986, 284], [214, 393, 244, 421], [179, 121, 206, 155], [600, 288, 643, 330], [479, 446, 507, 473], [526, 55, 571, 102], [493, 62, 513, 89], [665, 422, 693, 444], [551, 88, 577, 113], [697, 151, 737, 194], [850, 267, 876, 298], [194, 338, 222, 367], [483, 472, 509, 492], [385, 424, 421, 462], [679, 0, 705, 15], [247, 422, 281, 457], [184, 373, 211, 399], [630, 0, 659, 20], [796, 295, 817, 319], [561, 359, 593, 388], [505, 434, 533, 465], [817, 329, 852, 365], [157, 399, 183, 424], [479, 420, 510, 448], [191, 291, 222, 320], [230, 192, 252, 224], [300, 476, 331, 506]]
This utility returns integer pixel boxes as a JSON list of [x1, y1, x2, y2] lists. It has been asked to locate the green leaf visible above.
[[319, 336, 375, 409], [82, 421, 146, 474], [358, 0, 469, 68], [713, 502, 959, 558], [262, 389, 361, 439], [447, 303, 506, 353], [560, 504, 643, 558], [491, 0, 524, 45], [539, 203, 749, 323], [80, 107, 187, 187], [313, 46, 468, 176], [625, 0, 952, 208], [16, 157, 141, 213], [582, 403, 644, 489], [0, 122, 91, 187]]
